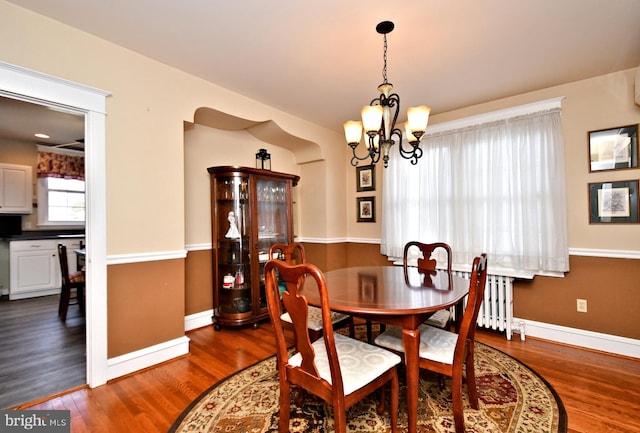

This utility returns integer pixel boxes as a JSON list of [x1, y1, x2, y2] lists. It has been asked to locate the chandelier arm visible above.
[[349, 142, 381, 167], [397, 135, 423, 165]]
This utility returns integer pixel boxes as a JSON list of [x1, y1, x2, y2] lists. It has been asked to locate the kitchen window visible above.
[[37, 177, 85, 227]]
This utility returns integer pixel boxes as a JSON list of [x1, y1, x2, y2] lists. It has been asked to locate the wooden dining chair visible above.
[[375, 254, 488, 433], [404, 241, 454, 329], [57, 243, 85, 322], [269, 242, 354, 340], [264, 259, 401, 433]]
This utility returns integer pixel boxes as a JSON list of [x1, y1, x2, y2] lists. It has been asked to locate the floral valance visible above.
[[37, 146, 84, 180]]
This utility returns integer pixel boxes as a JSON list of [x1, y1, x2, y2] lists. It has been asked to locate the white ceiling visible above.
[[3, 0, 640, 142], [0, 96, 85, 149]]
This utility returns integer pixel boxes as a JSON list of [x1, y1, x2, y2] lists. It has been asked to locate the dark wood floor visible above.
[[17, 319, 640, 433], [0, 294, 85, 409]]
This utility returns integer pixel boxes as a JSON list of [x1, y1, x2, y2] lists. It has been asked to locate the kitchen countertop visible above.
[[1, 230, 85, 241]]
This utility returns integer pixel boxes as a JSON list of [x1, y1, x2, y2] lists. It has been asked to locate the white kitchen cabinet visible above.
[[0, 163, 33, 214], [9, 240, 59, 300]]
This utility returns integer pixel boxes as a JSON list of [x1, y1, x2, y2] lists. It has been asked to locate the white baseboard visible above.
[[513, 317, 640, 359], [185, 309, 213, 331], [107, 336, 190, 381]]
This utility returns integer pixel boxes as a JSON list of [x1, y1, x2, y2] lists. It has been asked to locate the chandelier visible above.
[[343, 21, 431, 168]]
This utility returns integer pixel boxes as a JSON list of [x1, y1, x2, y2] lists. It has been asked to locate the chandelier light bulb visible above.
[[343, 120, 363, 145], [406, 105, 431, 136], [361, 105, 383, 134]]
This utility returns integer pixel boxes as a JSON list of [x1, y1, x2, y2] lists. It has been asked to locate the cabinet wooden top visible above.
[[207, 166, 299, 186]]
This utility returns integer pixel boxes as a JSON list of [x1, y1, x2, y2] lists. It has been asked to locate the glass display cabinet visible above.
[[208, 166, 299, 330]]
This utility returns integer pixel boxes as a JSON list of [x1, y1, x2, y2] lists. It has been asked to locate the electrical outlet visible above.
[[576, 299, 587, 313]]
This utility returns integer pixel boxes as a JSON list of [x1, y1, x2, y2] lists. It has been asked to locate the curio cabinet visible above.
[[208, 166, 299, 330]]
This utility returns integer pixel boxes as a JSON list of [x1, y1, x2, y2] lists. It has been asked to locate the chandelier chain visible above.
[[382, 34, 388, 84]]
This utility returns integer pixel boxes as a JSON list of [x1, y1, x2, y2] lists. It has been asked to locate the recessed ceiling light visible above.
[[34, 133, 50, 139]]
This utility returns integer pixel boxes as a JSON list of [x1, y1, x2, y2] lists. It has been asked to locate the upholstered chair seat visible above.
[[374, 323, 457, 364], [289, 333, 401, 395], [280, 307, 351, 333]]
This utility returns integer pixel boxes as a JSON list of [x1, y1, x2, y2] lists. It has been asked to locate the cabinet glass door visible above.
[[256, 178, 289, 310], [215, 175, 252, 317]]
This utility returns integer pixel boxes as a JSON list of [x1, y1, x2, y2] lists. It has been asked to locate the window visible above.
[[37, 177, 85, 227], [381, 98, 568, 276]]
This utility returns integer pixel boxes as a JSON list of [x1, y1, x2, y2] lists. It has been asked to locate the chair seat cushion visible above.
[[374, 324, 457, 365], [69, 272, 84, 283], [288, 333, 401, 395], [280, 306, 350, 331], [422, 309, 451, 329]]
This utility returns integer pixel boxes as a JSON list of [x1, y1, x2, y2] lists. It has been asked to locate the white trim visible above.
[[426, 97, 564, 135], [107, 336, 190, 381], [185, 243, 212, 252], [185, 309, 214, 331], [296, 237, 367, 244], [0, 61, 109, 112], [569, 248, 640, 259], [0, 61, 110, 389], [513, 318, 640, 359], [107, 250, 187, 265]]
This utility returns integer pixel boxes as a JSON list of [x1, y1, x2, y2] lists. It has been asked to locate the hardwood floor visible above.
[[16, 321, 640, 433], [0, 294, 86, 409]]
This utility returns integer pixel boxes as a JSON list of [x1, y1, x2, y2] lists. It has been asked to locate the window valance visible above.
[[37, 145, 84, 180]]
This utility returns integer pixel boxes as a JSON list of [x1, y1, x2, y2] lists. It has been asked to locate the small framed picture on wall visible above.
[[356, 164, 375, 192], [588, 180, 639, 224], [356, 196, 376, 222], [588, 124, 638, 172]]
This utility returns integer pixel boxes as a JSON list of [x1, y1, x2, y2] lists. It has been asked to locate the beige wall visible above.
[[0, 1, 346, 255], [0, 1, 345, 356], [184, 124, 299, 246]]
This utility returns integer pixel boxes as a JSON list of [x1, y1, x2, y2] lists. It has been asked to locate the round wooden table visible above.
[[301, 265, 469, 433]]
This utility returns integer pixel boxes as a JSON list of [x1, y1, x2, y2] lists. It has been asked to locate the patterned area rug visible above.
[[169, 330, 567, 433]]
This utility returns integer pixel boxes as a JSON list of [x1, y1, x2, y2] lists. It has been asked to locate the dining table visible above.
[[300, 265, 470, 433], [74, 247, 86, 272]]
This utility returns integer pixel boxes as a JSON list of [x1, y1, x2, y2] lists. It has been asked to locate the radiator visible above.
[[452, 271, 523, 340]]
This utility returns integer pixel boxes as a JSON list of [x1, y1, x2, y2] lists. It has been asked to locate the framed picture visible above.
[[356, 164, 375, 192], [588, 180, 639, 224], [356, 196, 376, 222], [588, 124, 638, 172]]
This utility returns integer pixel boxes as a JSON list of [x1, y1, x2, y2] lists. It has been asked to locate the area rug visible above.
[[169, 332, 567, 433]]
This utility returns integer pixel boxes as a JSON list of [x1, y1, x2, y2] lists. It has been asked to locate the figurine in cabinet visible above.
[[225, 211, 241, 239]]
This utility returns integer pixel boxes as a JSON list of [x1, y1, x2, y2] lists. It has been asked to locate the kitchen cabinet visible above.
[[9, 240, 58, 300], [0, 163, 33, 214], [208, 166, 299, 330], [8, 237, 84, 300]]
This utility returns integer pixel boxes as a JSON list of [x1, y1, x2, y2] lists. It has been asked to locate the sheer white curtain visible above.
[[381, 106, 569, 275]]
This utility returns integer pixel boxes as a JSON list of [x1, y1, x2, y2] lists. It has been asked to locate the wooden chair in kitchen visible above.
[[269, 242, 354, 340], [57, 243, 85, 322], [264, 259, 401, 433], [404, 241, 454, 329], [375, 254, 488, 433]]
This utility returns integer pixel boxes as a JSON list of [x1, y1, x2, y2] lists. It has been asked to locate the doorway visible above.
[[0, 60, 109, 389]]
